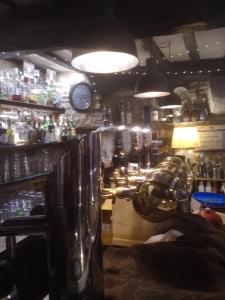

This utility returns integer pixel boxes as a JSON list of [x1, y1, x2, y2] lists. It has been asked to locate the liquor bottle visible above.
[[12, 71, 22, 102], [6, 118, 15, 145], [41, 115, 50, 143], [212, 161, 217, 179], [126, 102, 132, 125], [128, 132, 140, 165], [198, 181, 204, 192], [48, 115, 56, 142], [102, 105, 109, 127], [0, 122, 7, 144], [216, 161, 222, 179], [212, 182, 217, 193], [70, 121, 76, 139], [198, 152, 206, 177], [36, 120, 45, 143], [66, 120, 72, 140], [27, 117, 36, 144], [61, 121, 68, 141], [120, 101, 126, 124], [112, 132, 128, 169], [140, 132, 151, 169]]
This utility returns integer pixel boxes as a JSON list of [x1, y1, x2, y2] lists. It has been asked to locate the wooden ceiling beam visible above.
[[183, 32, 200, 61]]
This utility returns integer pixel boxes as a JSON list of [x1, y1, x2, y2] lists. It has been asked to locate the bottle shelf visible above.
[[0, 141, 73, 152], [0, 172, 48, 187], [195, 177, 225, 182], [0, 99, 65, 113]]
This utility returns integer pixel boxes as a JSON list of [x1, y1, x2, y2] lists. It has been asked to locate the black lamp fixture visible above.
[[134, 59, 170, 98], [157, 93, 182, 109], [71, 17, 139, 74]]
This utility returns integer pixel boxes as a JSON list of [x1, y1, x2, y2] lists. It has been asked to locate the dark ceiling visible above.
[[0, 0, 224, 98], [0, 0, 225, 51]]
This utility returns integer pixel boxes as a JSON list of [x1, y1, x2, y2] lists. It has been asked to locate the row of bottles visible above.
[[198, 180, 225, 194], [103, 101, 179, 129], [197, 152, 224, 179], [111, 130, 161, 170], [0, 111, 76, 145], [0, 68, 63, 107], [181, 91, 210, 122]]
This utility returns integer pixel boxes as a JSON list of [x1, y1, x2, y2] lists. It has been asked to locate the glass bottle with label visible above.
[[126, 102, 132, 125], [7, 118, 15, 145]]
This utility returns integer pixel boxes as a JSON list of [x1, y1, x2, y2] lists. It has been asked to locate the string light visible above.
[[217, 68, 221, 71]]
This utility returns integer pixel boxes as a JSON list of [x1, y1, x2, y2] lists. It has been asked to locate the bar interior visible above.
[[1, 1, 225, 299]]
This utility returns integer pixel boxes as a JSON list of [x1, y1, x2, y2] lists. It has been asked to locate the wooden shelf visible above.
[[195, 177, 225, 182], [0, 99, 65, 113], [170, 121, 208, 127], [0, 173, 48, 187], [0, 141, 72, 152], [194, 148, 225, 152]]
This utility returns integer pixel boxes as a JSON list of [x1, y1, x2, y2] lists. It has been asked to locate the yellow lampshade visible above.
[[171, 127, 200, 149]]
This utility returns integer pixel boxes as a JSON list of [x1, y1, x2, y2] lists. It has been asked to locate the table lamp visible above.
[[171, 127, 200, 149], [171, 126, 200, 192]]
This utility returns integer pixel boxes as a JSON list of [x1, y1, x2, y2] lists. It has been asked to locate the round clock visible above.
[[69, 82, 93, 112]]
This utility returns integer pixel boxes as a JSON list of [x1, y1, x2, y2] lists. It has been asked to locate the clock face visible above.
[[69, 83, 92, 112]]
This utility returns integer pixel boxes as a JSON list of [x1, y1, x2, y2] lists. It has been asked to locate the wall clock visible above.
[[69, 82, 93, 112]]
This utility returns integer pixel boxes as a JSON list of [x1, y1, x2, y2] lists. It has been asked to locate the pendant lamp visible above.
[[158, 93, 182, 109], [134, 58, 170, 98], [71, 17, 139, 74]]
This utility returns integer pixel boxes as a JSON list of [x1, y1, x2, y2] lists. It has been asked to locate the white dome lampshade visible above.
[[71, 18, 139, 74]]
